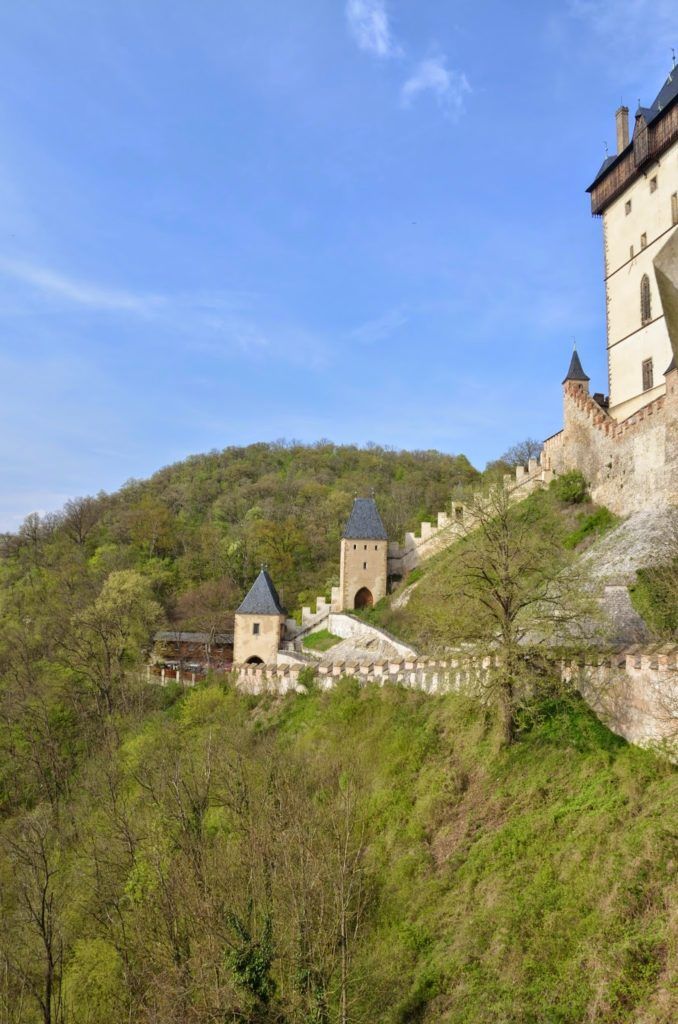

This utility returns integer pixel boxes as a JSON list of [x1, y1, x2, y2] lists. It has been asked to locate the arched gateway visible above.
[[354, 587, 374, 610]]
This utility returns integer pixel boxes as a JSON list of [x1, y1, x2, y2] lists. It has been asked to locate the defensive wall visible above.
[[230, 644, 678, 753], [542, 370, 678, 515], [297, 460, 552, 631]]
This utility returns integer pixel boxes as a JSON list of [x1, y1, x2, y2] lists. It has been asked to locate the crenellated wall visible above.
[[231, 646, 678, 754], [543, 370, 678, 514]]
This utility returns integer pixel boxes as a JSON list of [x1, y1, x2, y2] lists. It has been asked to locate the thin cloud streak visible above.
[[401, 57, 471, 118], [345, 0, 401, 58], [0, 257, 164, 314], [349, 307, 408, 345], [0, 257, 333, 366]]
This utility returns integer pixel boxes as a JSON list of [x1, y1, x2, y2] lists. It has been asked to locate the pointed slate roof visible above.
[[641, 66, 678, 127], [563, 348, 590, 384], [342, 497, 388, 540], [236, 569, 285, 615]]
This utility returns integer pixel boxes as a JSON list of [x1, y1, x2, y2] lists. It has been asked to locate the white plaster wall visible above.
[[603, 138, 677, 415]]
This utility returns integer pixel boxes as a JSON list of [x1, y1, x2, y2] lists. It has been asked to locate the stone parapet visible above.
[[229, 645, 678, 753]]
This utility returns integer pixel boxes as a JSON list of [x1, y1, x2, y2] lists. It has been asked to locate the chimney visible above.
[[615, 105, 629, 153]]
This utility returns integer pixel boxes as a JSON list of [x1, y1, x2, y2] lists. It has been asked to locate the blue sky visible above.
[[0, 0, 674, 530]]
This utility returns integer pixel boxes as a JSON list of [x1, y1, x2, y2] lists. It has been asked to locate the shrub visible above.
[[550, 470, 588, 504], [564, 506, 617, 548], [629, 562, 678, 638]]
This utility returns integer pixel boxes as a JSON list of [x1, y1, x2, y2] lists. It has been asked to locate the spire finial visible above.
[[672, 46, 676, 69], [603, 141, 608, 158]]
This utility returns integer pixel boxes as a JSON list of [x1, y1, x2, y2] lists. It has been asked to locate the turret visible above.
[[562, 346, 590, 394], [233, 568, 286, 665], [339, 497, 388, 611]]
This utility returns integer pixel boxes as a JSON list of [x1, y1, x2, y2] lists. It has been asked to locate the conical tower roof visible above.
[[236, 568, 285, 615], [342, 497, 387, 540], [562, 347, 590, 384]]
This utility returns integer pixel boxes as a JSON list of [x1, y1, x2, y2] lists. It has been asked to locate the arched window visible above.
[[640, 275, 652, 325]]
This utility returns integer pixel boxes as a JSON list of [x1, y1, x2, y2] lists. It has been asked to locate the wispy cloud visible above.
[[0, 257, 164, 314], [345, 0, 401, 58], [349, 308, 407, 345], [0, 256, 332, 365], [401, 57, 470, 118]]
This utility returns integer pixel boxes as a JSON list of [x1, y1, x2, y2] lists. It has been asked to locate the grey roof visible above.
[[592, 154, 616, 180], [236, 569, 285, 615], [155, 631, 233, 644], [588, 66, 678, 190], [563, 348, 590, 383], [666, 354, 676, 374], [342, 498, 387, 540], [642, 66, 678, 126]]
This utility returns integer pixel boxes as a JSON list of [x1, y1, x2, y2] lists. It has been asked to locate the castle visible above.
[[542, 65, 678, 514], [228, 64, 678, 666], [153, 66, 678, 749]]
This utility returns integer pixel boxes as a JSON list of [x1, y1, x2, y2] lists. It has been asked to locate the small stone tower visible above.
[[562, 346, 590, 393], [233, 568, 286, 665], [339, 497, 388, 611]]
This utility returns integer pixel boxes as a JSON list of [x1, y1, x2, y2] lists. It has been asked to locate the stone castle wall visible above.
[[232, 646, 678, 753], [542, 372, 678, 515]]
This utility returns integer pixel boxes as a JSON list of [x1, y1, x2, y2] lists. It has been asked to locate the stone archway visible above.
[[246, 656, 264, 665], [354, 587, 374, 610]]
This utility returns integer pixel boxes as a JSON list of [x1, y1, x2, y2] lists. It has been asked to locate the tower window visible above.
[[640, 232, 647, 249], [640, 274, 652, 325], [374, 545, 378, 550], [353, 544, 356, 550], [363, 562, 367, 570], [649, 176, 657, 193], [364, 544, 367, 550], [625, 200, 632, 215], [642, 358, 654, 392], [672, 193, 678, 225], [253, 623, 260, 635]]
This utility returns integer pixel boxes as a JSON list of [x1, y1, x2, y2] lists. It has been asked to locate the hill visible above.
[[1, 442, 478, 628], [1, 679, 675, 1023]]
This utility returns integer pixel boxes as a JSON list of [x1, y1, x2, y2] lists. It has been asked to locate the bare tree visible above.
[[421, 485, 593, 744], [0, 808, 64, 1024], [499, 438, 544, 468]]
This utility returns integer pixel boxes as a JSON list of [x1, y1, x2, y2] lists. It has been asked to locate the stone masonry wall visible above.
[[232, 646, 678, 753], [542, 372, 678, 514]]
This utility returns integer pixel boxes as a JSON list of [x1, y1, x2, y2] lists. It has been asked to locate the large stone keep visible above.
[[542, 65, 678, 514], [339, 498, 388, 611]]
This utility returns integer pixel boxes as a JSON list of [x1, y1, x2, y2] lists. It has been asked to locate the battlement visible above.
[[544, 365, 677, 514], [229, 644, 678, 752]]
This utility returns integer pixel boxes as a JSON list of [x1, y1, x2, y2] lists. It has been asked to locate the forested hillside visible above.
[[2, 443, 676, 1023], [1, 442, 478, 627], [1, 678, 675, 1023]]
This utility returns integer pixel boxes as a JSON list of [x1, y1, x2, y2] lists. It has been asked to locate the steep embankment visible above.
[[1, 681, 675, 1023], [366, 487, 677, 650]]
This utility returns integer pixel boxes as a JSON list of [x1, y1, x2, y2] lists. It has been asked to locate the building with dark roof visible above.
[[338, 497, 389, 611], [233, 568, 286, 664]]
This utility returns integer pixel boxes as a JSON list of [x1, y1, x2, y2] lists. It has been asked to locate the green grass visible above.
[[209, 683, 676, 1022], [564, 505, 618, 549], [302, 628, 342, 651]]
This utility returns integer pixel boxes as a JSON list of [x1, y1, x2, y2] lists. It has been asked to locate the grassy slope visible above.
[[365, 489, 621, 651], [116, 683, 677, 1022]]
